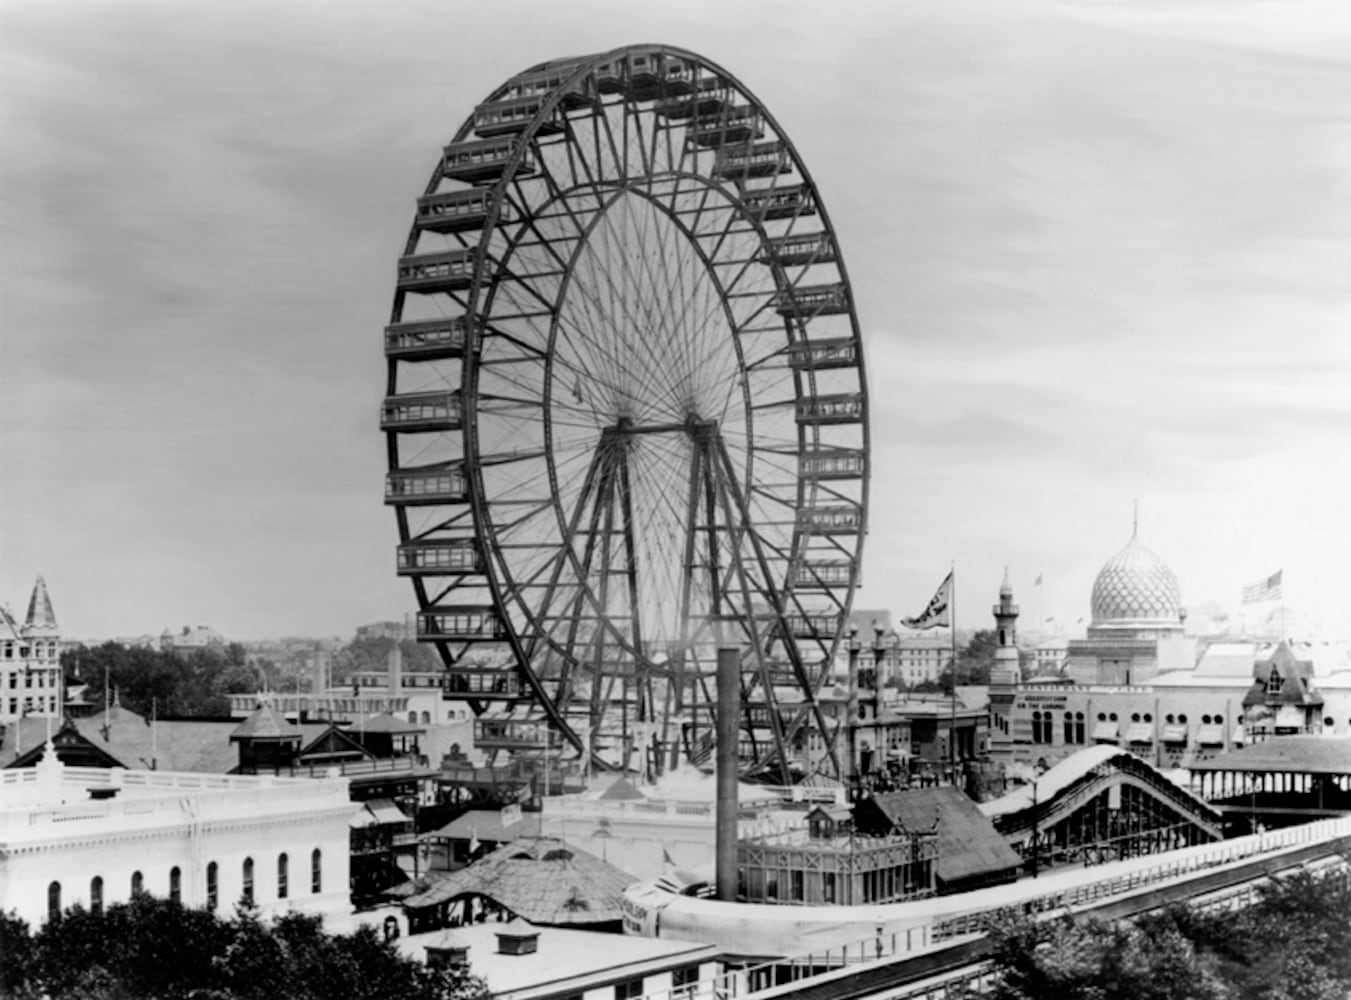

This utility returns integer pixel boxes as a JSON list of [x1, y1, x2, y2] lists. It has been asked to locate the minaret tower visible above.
[[987, 570, 1020, 753], [991, 569, 1020, 686]]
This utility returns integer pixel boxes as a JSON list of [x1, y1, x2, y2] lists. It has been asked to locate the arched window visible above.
[[170, 867, 182, 904], [1063, 711, 1074, 744], [207, 862, 219, 910], [131, 871, 144, 896], [421, 711, 431, 724], [311, 848, 322, 894], [90, 876, 103, 916], [278, 853, 289, 899], [1075, 712, 1086, 744], [408, 711, 417, 723], [242, 857, 254, 904], [48, 881, 61, 921]]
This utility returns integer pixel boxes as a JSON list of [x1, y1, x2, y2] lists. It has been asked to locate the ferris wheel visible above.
[[382, 44, 869, 781]]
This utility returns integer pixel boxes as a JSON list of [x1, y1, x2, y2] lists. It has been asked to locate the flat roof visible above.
[[396, 922, 716, 998], [1190, 736, 1351, 775]]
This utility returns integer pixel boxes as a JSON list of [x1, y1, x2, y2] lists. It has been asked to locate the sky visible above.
[[1, 0, 1349, 641]]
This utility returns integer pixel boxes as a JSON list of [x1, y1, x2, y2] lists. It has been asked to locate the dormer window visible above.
[[1266, 667, 1283, 696]]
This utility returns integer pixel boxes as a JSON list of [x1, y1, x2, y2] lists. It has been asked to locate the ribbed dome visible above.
[[1090, 536, 1181, 626]]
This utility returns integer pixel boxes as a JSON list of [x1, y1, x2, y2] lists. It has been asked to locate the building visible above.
[[399, 920, 719, 1000], [0, 576, 62, 725], [0, 746, 353, 928], [990, 531, 1351, 770], [735, 802, 937, 905]]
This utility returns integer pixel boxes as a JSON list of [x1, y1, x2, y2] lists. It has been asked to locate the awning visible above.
[[1161, 725, 1188, 744], [1091, 721, 1119, 742], [1198, 724, 1225, 746], [1125, 723, 1154, 743], [363, 798, 409, 826]]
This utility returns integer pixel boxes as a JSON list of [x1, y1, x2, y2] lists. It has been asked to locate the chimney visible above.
[[388, 641, 403, 694], [715, 645, 741, 901]]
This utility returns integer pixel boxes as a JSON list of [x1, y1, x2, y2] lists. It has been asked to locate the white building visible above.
[[0, 748, 355, 928], [0, 576, 62, 725]]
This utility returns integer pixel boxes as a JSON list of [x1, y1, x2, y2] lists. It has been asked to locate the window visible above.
[[408, 711, 417, 723], [311, 849, 322, 894], [823, 871, 836, 904], [131, 871, 144, 896], [91, 876, 103, 916], [1075, 712, 1085, 744], [1266, 667, 1283, 696], [422, 711, 431, 724], [1063, 711, 1074, 744], [170, 867, 182, 904], [673, 965, 700, 998], [616, 978, 645, 1000], [242, 857, 254, 904], [207, 862, 219, 910], [278, 853, 289, 899], [48, 881, 61, 921], [791, 869, 804, 901]]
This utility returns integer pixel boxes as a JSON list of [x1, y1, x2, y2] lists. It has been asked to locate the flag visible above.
[[662, 847, 675, 870], [901, 572, 952, 630], [1241, 570, 1283, 605], [468, 825, 480, 856]]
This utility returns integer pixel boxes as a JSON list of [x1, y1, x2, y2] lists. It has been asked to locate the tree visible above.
[[4, 896, 489, 1000]]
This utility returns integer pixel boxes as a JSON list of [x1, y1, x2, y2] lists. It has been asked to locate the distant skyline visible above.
[[2, 0, 1349, 640]]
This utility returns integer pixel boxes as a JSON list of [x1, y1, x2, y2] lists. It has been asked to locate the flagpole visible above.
[[950, 562, 957, 786]]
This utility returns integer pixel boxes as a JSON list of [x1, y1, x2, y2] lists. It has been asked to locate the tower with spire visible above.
[[987, 571, 1021, 755], [0, 576, 63, 724], [991, 570, 1020, 687]]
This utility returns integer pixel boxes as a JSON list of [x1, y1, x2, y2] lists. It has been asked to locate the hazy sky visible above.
[[2, 0, 1349, 640]]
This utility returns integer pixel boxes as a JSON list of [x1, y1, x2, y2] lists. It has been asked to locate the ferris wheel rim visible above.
[[385, 43, 870, 778]]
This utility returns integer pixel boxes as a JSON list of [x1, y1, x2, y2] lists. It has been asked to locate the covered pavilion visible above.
[[1190, 736, 1351, 832]]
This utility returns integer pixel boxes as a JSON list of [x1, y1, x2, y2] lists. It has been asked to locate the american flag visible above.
[[1241, 570, 1283, 605]]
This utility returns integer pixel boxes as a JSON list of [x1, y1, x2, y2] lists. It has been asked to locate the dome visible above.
[[1090, 535, 1182, 627]]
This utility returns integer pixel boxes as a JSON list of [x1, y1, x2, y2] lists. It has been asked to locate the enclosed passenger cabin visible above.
[[787, 337, 858, 371], [506, 64, 594, 109], [654, 76, 729, 119], [417, 606, 507, 642], [796, 504, 863, 534], [745, 705, 796, 732], [792, 561, 856, 589], [741, 184, 817, 222], [688, 105, 763, 147], [593, 47, 694, 100], [795, 393, 864, 425], [474, 716, 558, 751], [473, 95, 564, 137], [396, 540, 482, 576], [800, 448, 865, 481], [385, 463, 469, 506], [773, 283, 850, 317], [443, 666, 523, 700], [397, 250, 482, 295], [442, 137, 535, 184], [716, 142, 791, 181], [415, 190, 511, 235], [785, 611, 844, 639], [380, 391, 462, 433], [384, 316, 477, 362], [759, 232, 836, 267]]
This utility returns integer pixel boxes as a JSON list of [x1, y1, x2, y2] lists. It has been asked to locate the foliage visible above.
[[329, 636, 439, 685], [0, 896, 489, 1000], [987, 868, 1351, 1000], [61, 642, 261, 718]]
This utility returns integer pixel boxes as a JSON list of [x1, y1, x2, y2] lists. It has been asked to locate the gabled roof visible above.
[[353, 712, 425, 735], [432, 808, 543, 842], [1190, 736, 1351, 775], [298, 723, 371, 761], [865, 787, 1022, 885], [396, 836, 636, 925], [2, 712, 239, 773], [229, 701, 303, 742]]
